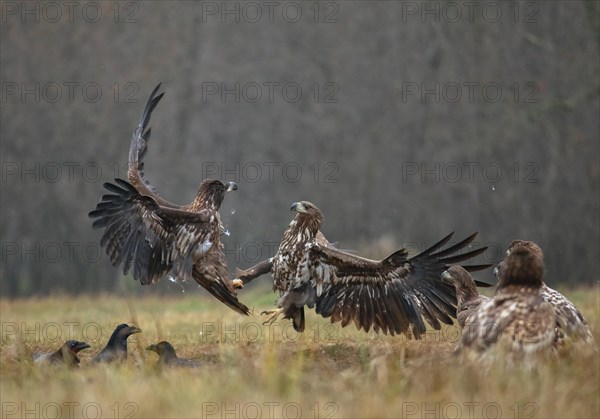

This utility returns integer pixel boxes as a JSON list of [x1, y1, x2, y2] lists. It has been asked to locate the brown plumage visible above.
[[457, 241, 556, 360], [34, 340, 90, 367], [494, 240, 594, 346], [441, 266, 490, 327], [89, 85, 248, 315], [237, 201, 492, 337]]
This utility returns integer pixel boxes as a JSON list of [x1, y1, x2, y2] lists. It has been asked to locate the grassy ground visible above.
[[1, 283, 598, 419]]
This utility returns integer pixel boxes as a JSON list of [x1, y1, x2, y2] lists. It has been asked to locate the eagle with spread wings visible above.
[[236, 201, 492, 337], [89, 84, 249, 315]]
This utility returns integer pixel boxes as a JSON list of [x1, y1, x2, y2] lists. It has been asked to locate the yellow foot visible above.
[[232, 279, 244, 289], [261, 308, 284, 325]]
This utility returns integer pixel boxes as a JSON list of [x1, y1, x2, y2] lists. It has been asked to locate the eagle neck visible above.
[[291, 215, 322, 239], [456, 283, 480, 306], [190, 192, 220, 213]]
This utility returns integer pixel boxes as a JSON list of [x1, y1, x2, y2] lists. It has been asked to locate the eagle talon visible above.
[[261, 308, 283, 325], [232, 279, 244, 289]]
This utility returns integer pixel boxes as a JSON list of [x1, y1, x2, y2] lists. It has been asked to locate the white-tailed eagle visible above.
[[457, 241, 556, 360], [441, 265, 490, 328], [236, 201, 492, 337], [89, 84, 249, 315], [495, 240, 594, 346]]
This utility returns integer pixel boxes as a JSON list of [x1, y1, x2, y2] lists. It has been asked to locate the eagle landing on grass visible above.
[[236, 201, 493, 337], [89, 84, 249, 315]]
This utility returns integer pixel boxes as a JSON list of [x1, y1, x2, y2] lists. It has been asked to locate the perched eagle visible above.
[[457, 241, 556, 360], [89, 84, 249, 315], [441, 265, 490, 327], [236, 201, 492, 337], [495, 240, 594, 346]]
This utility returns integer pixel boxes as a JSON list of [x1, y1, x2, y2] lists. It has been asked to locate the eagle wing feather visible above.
[[89, 178, 211, 285], [312, 232, 491, 337], [126, 83, 180, 208]]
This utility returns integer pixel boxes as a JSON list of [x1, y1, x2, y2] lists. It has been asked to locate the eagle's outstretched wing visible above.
[[89, 179, 211, 285], [312, 232, 492, 337], [126, 83, 179, 208]]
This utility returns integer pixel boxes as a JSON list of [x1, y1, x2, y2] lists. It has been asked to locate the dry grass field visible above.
[[1, 283, 598, 419]]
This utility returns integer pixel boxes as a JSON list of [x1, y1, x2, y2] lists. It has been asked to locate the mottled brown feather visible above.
[[248, 201, 491, 338], [89, 85, 248, 315], [457, 244, 556, 361]]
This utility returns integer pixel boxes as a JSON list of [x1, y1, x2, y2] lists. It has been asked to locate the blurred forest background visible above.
[[1, 1, 598, 297]]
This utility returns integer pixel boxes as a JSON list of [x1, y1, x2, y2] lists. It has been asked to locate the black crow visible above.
[[93, 324, 141, 363], [34, 340, 90, 367], [145, 341, 199, 368]]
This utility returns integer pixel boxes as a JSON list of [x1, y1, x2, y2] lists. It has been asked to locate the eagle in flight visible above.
[[236, 201, 492, 337], [89, 84, 249, 315]]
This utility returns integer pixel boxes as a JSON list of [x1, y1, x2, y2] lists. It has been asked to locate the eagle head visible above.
[[499, 242, 545, 289], [442, 265, 475, 290], [197, 179, 238, 210], [506, 239, 544, 259], [441, 265, 479, 301], [290, 201, 324, 231], [291, 201, 323, 216]]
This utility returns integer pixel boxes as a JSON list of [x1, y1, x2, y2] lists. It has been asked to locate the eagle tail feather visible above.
[[292, 307, 305, 332], [201, 279, 250, 316]]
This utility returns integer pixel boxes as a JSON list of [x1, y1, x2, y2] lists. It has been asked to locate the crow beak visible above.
[[74, 342, 91, 352], [129, 326, 142, 334], [227, 182, 238, 192], [145, 344, 157, 352]]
